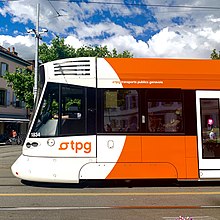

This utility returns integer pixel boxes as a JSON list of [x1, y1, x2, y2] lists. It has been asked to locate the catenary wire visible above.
[[1, 0, 220, 11]]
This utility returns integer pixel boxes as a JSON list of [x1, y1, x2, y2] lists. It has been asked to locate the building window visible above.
[[0, 90, 6, 106], [15, 100, 22, 108], [13, 93, 22, 108], [0, 62, 8, 76]]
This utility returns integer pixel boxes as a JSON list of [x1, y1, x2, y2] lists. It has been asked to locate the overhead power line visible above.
[[47, 0, 62, 16], [49, 1, 220, 11], [1, 0, 220, 11], [69, 0, 220, 10]]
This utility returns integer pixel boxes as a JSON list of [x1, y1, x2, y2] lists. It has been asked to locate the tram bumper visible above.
[[11, 154, 80, 183]]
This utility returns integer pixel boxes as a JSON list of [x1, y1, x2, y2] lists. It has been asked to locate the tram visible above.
[[11, 57, 220, 183]]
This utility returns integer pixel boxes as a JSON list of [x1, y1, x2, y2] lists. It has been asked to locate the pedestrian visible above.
[[11, 129, 17, 139]]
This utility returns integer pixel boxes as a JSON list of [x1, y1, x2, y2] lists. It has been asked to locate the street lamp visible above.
[[27, 3, 48, 102]]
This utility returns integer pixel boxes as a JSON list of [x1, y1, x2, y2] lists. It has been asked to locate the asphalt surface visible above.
[[0, 144, 220, 220]]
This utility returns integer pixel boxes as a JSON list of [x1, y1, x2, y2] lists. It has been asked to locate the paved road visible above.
[[0, 145, 220, 220]]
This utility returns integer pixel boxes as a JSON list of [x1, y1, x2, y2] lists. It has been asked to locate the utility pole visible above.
[[27, 3, 47, 102], [34, 3, 39, 102]]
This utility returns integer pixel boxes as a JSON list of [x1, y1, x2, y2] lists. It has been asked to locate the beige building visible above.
[[0, 46, 31, 142]]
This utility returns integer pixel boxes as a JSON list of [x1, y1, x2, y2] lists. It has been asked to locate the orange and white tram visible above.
[[11, 57, 220, 183]]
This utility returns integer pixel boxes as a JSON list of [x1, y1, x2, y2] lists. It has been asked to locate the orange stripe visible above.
[[107, 136, 198, 180], [105, 58, 220, 89]]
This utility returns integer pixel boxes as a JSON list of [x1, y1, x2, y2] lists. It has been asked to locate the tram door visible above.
[[196, 91, 220, 179]]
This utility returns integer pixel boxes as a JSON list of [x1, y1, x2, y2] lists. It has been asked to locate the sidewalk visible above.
[[0, 143, 22, 148]]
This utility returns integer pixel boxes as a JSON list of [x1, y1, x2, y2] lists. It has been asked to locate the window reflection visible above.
[[104, 90, 139, 132], [148, 101, 183, 133], [200, 99, 220, 158], [30, 83, 87, 137], [31, 83, 59, 137], [60, 86, 85, 135]]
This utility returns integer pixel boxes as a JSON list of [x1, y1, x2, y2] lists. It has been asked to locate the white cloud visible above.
[[76, 21, 130, 39], [197, 27, 220, 43], [0, 0, 134, 35], [64, 35, 84, 48], [147, 27, 196, 58], [100, 26, 218, 58], [1, 0, 220, 59], [0, 35, 35, 60], [1, 1, 36, 24], [101, 35, 148, 57]]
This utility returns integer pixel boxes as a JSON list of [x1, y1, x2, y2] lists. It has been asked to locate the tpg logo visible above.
[[59, 141, 91, 153]]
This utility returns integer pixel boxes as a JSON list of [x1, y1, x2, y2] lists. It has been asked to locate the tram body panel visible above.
[[11, 57, 220, 183]]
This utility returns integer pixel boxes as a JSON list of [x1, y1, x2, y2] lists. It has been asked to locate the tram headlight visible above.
[[47, 139, 55, 147], [32, 142, 38, 147], [26, 142, 31, 148]]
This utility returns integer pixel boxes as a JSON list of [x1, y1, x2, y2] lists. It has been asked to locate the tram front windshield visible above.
[[30, 82, 88, 138]]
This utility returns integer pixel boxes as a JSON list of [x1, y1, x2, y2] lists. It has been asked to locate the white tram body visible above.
[[11, 57, 220, 183]]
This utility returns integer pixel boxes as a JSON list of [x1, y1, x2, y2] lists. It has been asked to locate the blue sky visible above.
[[1, 0, 220, 60]]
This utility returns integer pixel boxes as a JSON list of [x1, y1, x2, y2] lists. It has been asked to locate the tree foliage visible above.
[[210, 49, 220, 60], [39, 37, 76, 63], [39, 36, 133, 63], [4, 68, 34, 109], [4, 36, 133, 109]]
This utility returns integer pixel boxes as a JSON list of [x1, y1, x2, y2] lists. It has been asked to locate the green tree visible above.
[[39, 37, 76, 63], [4, 68, 34, 109], [39, 36, 133, 63], [211, 49, 220, 59], [4, 36, 133, 109]]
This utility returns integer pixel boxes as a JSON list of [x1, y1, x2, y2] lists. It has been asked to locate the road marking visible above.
[[163, 217, 215, 220], [0, 206, 220, 211], [0, 191, 220, 197], [0, 206, 110, 211]]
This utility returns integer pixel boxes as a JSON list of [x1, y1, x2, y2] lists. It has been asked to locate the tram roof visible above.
[[43, 57, 220, 90]]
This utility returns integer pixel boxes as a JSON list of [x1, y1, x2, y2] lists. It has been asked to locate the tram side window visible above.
[[200, 99, 220, 159], [60, 86, 85, 135], [147, 90, 183, 133], [103, 89, 139, 133]]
